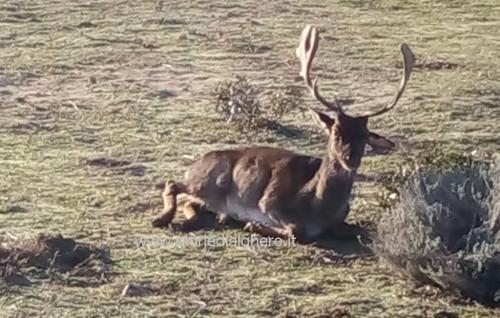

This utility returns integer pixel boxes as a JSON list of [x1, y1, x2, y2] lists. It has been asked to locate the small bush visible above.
[[376, 144, 485, 208], [214, 76, 264, 132], [213, 77, 304, 134], [376, 160, 500, 305], [267, 86, 304, 121]]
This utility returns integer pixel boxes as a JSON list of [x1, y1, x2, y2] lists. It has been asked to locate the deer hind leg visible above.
[[152, 180, 186, 228], [176, 198, 219, 232]]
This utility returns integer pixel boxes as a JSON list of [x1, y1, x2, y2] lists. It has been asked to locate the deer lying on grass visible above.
[[153, 25, 415, 242]]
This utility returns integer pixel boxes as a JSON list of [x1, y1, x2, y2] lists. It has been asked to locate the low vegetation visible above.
[[214, 76, 263, 131], [376, 159, 500, 305], [213, 76, 304, 135]]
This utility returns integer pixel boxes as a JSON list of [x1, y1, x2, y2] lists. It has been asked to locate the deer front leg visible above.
[[243, 221, 295, 240]]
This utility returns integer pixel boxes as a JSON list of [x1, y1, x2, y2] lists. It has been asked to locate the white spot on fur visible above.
[[225, 198, 280, 227]]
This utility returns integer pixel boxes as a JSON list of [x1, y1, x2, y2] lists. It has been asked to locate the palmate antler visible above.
[[296, 25, 415, 118], [357, 43, 415, 117], [296, 25, 343, 114]]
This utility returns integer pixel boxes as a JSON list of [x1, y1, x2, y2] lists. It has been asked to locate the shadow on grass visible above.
[[312, 223, 374, 257], [165, 209, 373, 259], [263, 120, 307, 140]]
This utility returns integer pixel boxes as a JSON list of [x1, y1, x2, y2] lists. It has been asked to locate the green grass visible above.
[[1, 0, 500, 317]]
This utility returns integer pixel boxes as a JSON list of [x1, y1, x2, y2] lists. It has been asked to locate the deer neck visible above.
[[311, 153, 355, 211]]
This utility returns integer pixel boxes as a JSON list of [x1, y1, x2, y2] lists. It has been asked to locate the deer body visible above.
[[178, 146, 354, 239], [152, 25, 415, 242]]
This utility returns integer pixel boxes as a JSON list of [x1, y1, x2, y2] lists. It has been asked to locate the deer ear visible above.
[[310, 109, 335, 135], [368, 131, 396, 154]]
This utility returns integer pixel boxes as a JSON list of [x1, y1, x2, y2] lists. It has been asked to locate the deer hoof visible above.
[[217, 213, 228, 224], [152, 213, 174, 228], [152, 218, 166, 228], [244, 221, 262, 233]]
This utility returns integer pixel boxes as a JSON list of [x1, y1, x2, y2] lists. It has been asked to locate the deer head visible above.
[[297, 26, 415, 172]]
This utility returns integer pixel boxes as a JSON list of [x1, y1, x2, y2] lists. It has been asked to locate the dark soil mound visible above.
[[0, 233, 112, 287]]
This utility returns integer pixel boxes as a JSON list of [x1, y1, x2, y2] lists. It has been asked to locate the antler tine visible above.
[[360, 43, 415, 118], [296, 26, 342, 113]]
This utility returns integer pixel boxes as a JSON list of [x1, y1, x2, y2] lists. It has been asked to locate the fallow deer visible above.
[[152, 25, 415, 242]]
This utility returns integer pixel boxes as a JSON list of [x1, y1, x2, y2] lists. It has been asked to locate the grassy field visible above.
[[1, 0, 500, 317]]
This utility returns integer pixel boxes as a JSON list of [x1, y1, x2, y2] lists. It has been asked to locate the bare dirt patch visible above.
[[0, 234, 112, 287]]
